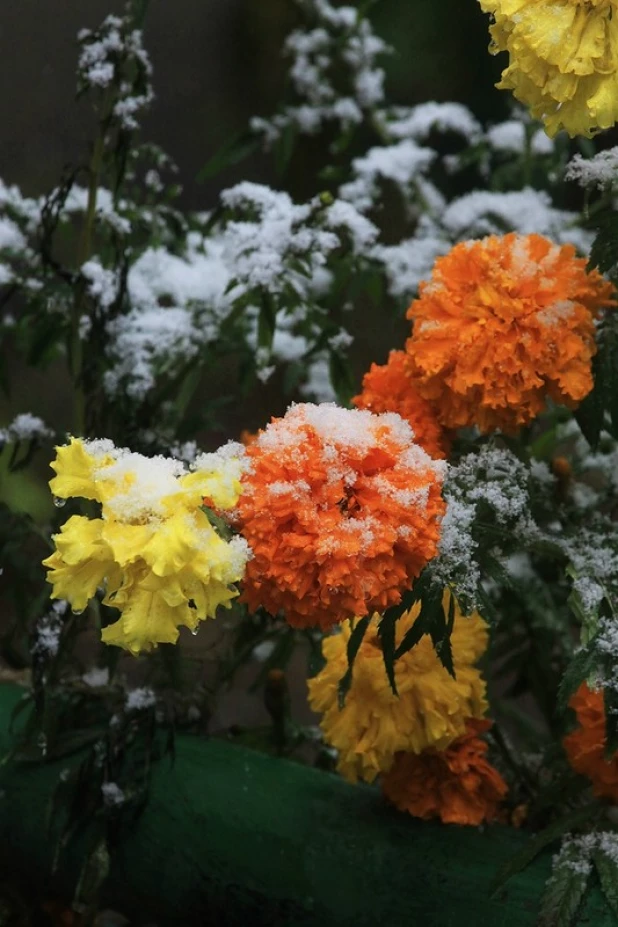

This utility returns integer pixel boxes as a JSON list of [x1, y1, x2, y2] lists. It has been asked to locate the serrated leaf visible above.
[[394, 585, 442, 660], [557, 643, 597, 714], [489, 803, 599, 897], [587, 210, 618, 276], [539, 842, 591, 927], [377, 610, 398, 696], [594, 846, 618, 919], [338, 615, 371, 707]]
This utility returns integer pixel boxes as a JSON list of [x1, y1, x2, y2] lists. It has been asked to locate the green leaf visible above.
[[197, 131, 259, 182], [539, 842, 592, 927], [257, 293, 277, 351], [338, 615, 371, 707], [594, 845, 618, 919], [587, 210, 618, 276], [489, 803, 599, 897], [72, 838, 110, 914], [378, 610, 398, 696], [328, 350, 355, 405], [274, 123, 297, 176], [200, 504, 232, 541], [557, 643, 597, 714], [394, 584, 442, 660], [604, 686, 618, 758]]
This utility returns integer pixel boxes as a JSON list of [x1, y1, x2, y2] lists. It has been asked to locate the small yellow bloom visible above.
[[307, 592, 488, 783], [480, 0, 618, 137], [44, 438, 250, 654]]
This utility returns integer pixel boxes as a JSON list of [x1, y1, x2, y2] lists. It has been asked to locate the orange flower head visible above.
[[564, 682, 618, 803], [405, 233, 615, 434], [353, 350, 449, 459], [382, 719, 508, 825], [307, 592, 489, 783], [235, 402, 446, 631]]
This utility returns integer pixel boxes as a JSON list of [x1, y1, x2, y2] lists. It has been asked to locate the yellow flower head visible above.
[[43, 438, 250, 654], [307, 592, 489, 784], [480, 0, 618, 137]]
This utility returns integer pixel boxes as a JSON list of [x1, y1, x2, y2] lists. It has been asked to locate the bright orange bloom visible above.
[[405, 234, 615, 434], [382, 719, 508, 825], [564, 682, 618, 803], [235, 402, 446, 630], [353, 350, 449, 460]]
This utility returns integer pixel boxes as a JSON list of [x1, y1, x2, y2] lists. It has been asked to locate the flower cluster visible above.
[[352, 350, 449, 459], [564, 682, 618, 802], [382, 720, 508, 826], [405, 233, 614, 433], [43, 438, 250, 653], [307, 592, 489, 782], [479, 0, 618, 138], [235, 403, 446, 630]]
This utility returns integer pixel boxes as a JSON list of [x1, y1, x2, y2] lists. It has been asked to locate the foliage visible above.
[[2, 0, 618, 923]]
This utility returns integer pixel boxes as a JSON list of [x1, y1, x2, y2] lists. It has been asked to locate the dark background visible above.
[[0, 0, 506, 206]]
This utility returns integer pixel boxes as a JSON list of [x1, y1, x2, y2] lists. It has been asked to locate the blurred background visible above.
[[0, 0, 506, 206]]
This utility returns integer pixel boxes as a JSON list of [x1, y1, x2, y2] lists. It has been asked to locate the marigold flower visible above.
[[235, 402, 446, 631], [405, 233, 614, 433], [43, 438, 250, 654], [307, 592, 488, 783], [563, 682, 618, 802], [480, 0, 618, 137], [353, 350, 449, 459], [382, 719, 508, 825]]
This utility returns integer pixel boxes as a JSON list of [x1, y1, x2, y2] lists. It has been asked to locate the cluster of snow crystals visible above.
[[125, 687, 156, 711], [252, 640, 276, 662], [340, 140, 439, 214], [62, 185, 132, 237], [94, 448, 186, 522], [380, 102, 483, 145], [101, 782, 125, 808], [300, 356, 337, 402], [429, 447, 540, 607], [78, 16, 153, 130], [219, 183, 338, 298], [529, 459, 555, 486], [551, 834, 597, 879], [31, 600, 68, 657], [104, 238, 230, 398], [82, 666, 110, 688], [565, 526, 618, 618], [439, 189, 588, 249], [323, 199, 378, 252], [193, 441, 248, 489], [566, 147, 618, 189], [486, 119, 554, 156], [251, 0, 388, 143], [373, 228, 450, 299], [81, 258, 118, 312], [0, 413, 53, 445]]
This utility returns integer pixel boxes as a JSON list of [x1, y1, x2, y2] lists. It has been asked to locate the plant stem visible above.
[[70, 118, 107, 437]]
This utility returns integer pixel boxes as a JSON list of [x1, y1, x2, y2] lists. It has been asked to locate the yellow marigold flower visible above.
[[405, 233, 615, 434], [479, 0, 618, 137], [307, 592, 488, 784], [43, 438, 250, 654]]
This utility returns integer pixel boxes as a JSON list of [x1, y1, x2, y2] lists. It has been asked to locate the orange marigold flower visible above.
[[235, 402, 446, 631], [353, 350, 449, 459], [307, 592, 488, 783], [382, 719, 508, 825], [405, 233, 615, 434], [564, 682, 618, 802]]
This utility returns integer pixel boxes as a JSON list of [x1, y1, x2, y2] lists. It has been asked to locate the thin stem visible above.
[[70, 118, 107, 438]]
